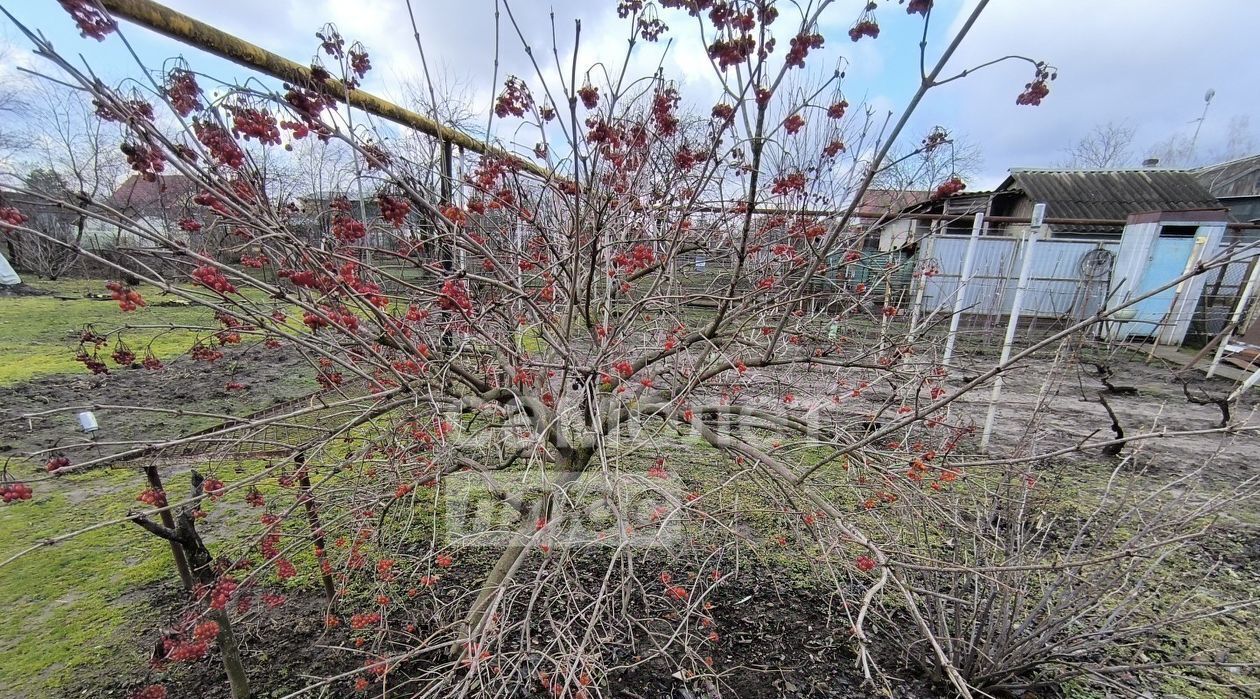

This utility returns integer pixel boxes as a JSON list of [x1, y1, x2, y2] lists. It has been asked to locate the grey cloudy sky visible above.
[[5, 0, 1258, 187]]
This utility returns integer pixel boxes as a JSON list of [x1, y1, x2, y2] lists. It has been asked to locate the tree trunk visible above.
[[458, 449, 592, 652], [208, 607, 250, 699]]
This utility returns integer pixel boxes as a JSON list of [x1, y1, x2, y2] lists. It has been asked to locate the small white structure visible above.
[[0, 250, 21, 285], [1103, 210, 1229, 345]]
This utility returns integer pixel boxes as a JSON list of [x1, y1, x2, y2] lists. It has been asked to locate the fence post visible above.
[[980, 205, 1045, 453], [294, 452, 337, 605], [143, 465, 193, 590], [907, 222, 937, 338], [1207, 255, 1260, 378], [943, 213, 984, 367]]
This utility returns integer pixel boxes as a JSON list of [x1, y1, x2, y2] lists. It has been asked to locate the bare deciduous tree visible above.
[[1061, 120, 1135, 169]]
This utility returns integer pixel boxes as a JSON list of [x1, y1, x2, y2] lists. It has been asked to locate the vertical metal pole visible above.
[[1207, 255, 1260, 378], [439, 139, 454, 273], [143, 465, 193, 590], [907, 222, 937, 336], [980, 212, 1043, 453], [943, 213, 984, 366]]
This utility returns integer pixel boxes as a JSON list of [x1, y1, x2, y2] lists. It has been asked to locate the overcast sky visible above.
[[3, 1, 1257, 188]]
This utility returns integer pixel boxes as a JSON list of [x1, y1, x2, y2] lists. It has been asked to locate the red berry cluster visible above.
[[1, 481, 33, 504], [651, 86, 680, 136], [617, 0, 642, 17], [659, 571, 688, 601], [317, 368, 344, 388], [577, 84, 599, 109], [638, 16, 668, 41], [283, 82, 336, 136], [827, 99, 849, 120], [933, 176, 966, 199], [771, 171, 807, 195], [673, 146, 701, 171], [191, 343, 224, 363], [178, 218, 202, 233], [192, 622, 220, 642], [207, 577, 237, 610], [193, 191, 231, 217], [137, 487, 167, 507], [363, 143, 391, 170], [244, 488, 265, 507], [57, 0, 116, 40], [94, 98, 155, 124], [350, 611, 381, 629], [229, 106, 281, 146], [855, 555, 877, 572], [239, 253, 268, 269], [783, 114, 806, 135], [785, 32, 823, 69], [0, 206, 28, 228], [494, 76, 534, 118], [165, 69, 201, 117], [849, 20, 880, 42], [613, 243, 656, 274], [922, 128, 949, 151], [191, 264, 237, 294], [75, 350, 109, 375], [279, 267, 335, 293], [275, 558, 297, 580], [317, 28, 344, 58], [333, 216, 367, 243], [202, 477, 227, 499], [129, 684, 166, 699], [164, 619, 220, 662], [1017, 64, 1054, 106], [437, 279, 473, 313], [349, 49, 372, 79], [707, 34, 756, 70], [378, 195, 410, 228], [193, 120, 246, 168], [112, 343, 136, 366], [120, 140, 165, 182], [105, 281, 146, 311], [905, 0, 933, 15], [823, 140, 846, 158], [711, 103, 734, 120], [46, 455, 71, 472], [142, 352, 163, 371]]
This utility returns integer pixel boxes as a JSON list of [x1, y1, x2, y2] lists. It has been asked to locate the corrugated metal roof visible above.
[[1196, 154, 1260, 197], [1001, 169, 1221, 225]]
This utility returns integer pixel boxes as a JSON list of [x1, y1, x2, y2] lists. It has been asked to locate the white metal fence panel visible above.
[[922, 236, 1119, 320]]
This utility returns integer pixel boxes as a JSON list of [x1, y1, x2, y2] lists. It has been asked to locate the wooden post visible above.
[[143, 465, 193, 590], [295, 453, 337, 605]]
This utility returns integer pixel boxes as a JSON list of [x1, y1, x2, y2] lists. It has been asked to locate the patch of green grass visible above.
[[0, 280, 212, 385], [0, 468, 173, 697]]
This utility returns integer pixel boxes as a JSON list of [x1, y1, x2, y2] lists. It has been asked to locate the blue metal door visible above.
[[1129, 237, 1196, 336]]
